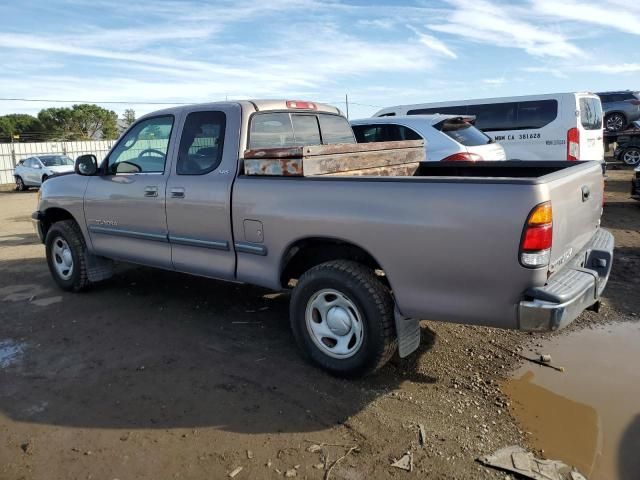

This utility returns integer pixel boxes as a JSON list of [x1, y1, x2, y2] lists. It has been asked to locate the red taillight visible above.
[[629, 99, 640, 106], [442, 152, 483, 161], [567, 128, 580, 161], [522, 224, 553, 251], [520, 202, 553, 268], [286, 100, 317, 110]]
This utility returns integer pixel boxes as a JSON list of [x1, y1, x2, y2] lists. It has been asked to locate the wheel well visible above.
[[605, 110, 627, 119], [280, 238, 385, 288], [41, 208, 76, 239]]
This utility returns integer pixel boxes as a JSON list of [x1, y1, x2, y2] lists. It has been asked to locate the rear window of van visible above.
[[579, 98, 603, 130]]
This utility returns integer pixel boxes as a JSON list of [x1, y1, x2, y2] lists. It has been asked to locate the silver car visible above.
[[14, 154, 75, 191], [597, 91, 640, 132], [351, 115, 506, 161]]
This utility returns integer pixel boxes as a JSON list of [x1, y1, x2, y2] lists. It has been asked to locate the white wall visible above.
[[0, 140, 116, 185]]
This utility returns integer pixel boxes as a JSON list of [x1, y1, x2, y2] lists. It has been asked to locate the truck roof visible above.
[[139, 99, 341, 119]]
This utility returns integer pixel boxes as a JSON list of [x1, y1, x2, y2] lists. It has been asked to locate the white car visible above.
[[14, 154, 75, 191], [351, 115, 506, 161]]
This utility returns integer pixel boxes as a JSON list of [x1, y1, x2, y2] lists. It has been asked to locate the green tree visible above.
[[122, 108, 136, 127], [0, 114, 45, 141], [37, 104, 119, 140]]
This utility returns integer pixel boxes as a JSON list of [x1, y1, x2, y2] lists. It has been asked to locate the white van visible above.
[[374, 93, 604, 161]]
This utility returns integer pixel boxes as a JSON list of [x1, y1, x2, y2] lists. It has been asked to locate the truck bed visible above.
[[414, 161, 584, 178]]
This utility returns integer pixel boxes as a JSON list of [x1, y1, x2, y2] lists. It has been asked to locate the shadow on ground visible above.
[[0, 258, 437, 435]]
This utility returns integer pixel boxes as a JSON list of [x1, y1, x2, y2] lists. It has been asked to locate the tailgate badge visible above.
[[550, 248, 573, 272]]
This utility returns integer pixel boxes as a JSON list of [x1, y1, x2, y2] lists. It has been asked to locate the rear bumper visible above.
[[518, 228, 614, 331], [32, 211, 45, 243]]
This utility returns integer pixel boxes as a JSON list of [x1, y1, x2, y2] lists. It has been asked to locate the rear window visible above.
[[579, 97, 603, 130], [318, 115, 356, 144], [436, 119, 492, 146], [352, 124, 422, 143], [249, 112, 354, 149]]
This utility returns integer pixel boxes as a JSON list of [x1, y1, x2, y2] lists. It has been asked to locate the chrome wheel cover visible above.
[[305, 288, 364, 359], [51, 236, 74, 280]]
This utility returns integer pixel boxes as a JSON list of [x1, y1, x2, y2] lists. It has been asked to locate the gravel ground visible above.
[[0, 167, 636, 480]]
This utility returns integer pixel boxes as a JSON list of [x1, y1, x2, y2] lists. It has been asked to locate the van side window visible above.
[[177, 111, 226, 175], [468, 103, 517, 132], [515, 100, 558, 129]]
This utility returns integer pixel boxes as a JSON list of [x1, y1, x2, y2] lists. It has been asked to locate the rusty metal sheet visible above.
[[244, 158, 303, 176], [326, 163, 419, 177], [243, 140, 425, 177]]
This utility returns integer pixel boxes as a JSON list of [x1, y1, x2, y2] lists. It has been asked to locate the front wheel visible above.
[[15, 176, 27, 191], [45, 220, 91, 292], [620, 147, 640, 166], [290, 260, 397, 377]]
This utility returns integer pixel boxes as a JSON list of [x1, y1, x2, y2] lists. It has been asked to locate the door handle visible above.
[[144, 186, 158, 197], [170, 188, 185, 199]]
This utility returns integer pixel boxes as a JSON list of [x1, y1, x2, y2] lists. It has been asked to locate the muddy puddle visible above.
[[504, 321, 640, 480]]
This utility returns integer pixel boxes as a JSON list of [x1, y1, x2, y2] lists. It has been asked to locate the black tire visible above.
[[605, 112, 626, 132], [620, 147, 640, 166], [45, 220, 91, 292], [290, 260, 397, 377], [15, 176, 27, 191]]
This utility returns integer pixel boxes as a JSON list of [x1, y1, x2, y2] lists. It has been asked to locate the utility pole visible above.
[[345, 93, 349, 120]]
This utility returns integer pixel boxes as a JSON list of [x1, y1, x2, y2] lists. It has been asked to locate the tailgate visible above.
[[547, 162, 604, 274]]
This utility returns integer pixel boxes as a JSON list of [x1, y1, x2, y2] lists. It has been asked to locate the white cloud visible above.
[[408, 26, 457, 59], [428, 0, 584, 58], [533, 1, 640, 36], [584, 63, 640, 74], [482, 77, 506, 86]]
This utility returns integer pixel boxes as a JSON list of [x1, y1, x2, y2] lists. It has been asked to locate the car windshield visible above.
[[436, 118, 493, 146], [40, 155, 74, 167]]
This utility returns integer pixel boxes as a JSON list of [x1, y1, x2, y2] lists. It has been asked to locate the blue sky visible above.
[[0, 0, 638, 120]]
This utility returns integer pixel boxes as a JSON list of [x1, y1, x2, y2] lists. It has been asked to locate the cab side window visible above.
[[177, 111, 226, 175], [107, 116, 174, 174]]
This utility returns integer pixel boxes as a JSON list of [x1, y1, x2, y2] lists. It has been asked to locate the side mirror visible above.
[[75, 154, 98, 176]]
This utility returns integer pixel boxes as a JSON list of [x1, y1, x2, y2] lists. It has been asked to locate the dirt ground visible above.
[[0, 167, 637, 480]]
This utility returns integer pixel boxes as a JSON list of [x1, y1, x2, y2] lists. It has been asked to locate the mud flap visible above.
[[86, 252, 114, 282], [394, 308, 420, 358]]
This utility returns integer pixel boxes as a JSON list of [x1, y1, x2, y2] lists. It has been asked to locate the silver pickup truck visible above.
[[32, 100, 614, 377]]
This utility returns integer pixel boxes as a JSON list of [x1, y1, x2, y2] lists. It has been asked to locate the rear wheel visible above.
[[605, 113, 626, 132], [290, 260, 397, 377], [45, 220, 91, 292], [15, 176, 27, 191], [621, 147, 640, 166]]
